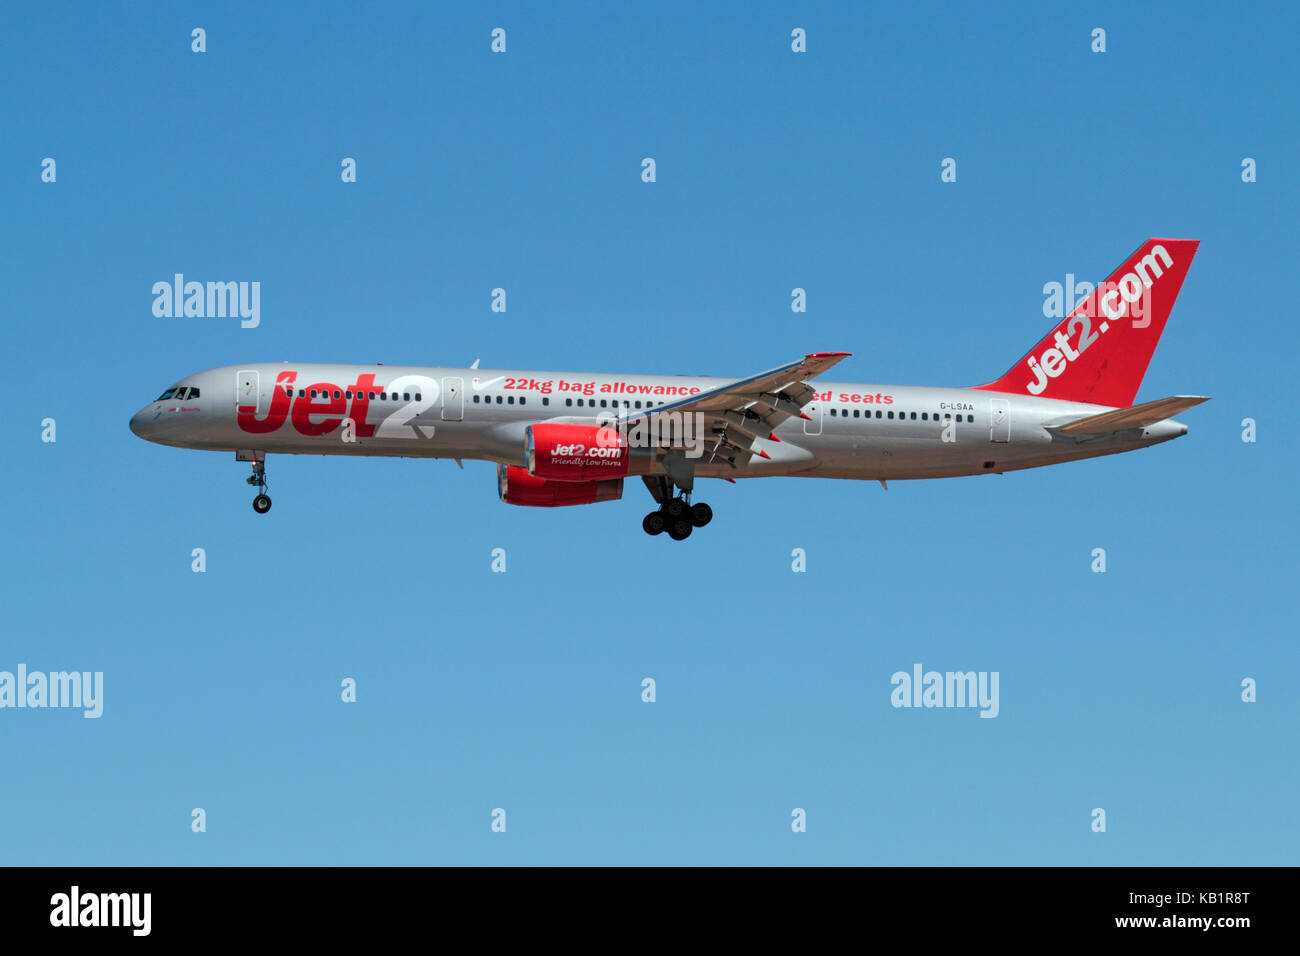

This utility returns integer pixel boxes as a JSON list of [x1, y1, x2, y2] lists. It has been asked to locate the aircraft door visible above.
[[802, 401, 822, 436], [237, 370, 260, 412], [442, 377, 464, 421], [990, 398, 1010, 442]]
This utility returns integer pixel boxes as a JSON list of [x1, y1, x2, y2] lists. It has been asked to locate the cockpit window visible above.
[[157, 388, 177, 400], [189, 387, 199, 398]]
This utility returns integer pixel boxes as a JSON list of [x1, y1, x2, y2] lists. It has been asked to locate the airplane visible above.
[[130, 238, 1206, 540]]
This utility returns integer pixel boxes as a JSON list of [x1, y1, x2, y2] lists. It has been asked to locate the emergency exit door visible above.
[[237, 370, 260, 412], [803, 402, 823, 436], [442, 377, 463, 421], [990, 399, 1010, 442]]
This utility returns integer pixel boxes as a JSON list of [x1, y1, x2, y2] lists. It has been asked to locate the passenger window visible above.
[[967, 414, 974, 423], [332, 390, 340, 399], [507, 396, 515, 404], [403, 393, 410, 401], [368, 392, 375, 400], [310, 389, 318, 398], [887, 411, 894, 419], [345, 391, 352, 399], [520, 397, 526, 405], [542, 397, 549, 406], [566, 398, 572, 407], [496, 395, 502, 404]]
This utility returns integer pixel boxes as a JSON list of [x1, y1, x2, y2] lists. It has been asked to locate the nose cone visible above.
[[129, 405, 160, 441]]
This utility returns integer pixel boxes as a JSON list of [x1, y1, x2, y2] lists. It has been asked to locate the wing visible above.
[[618, 351, 852, 468], [1047, 395, 1210, 436]]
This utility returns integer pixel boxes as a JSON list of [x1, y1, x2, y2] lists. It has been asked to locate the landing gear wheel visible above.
[[245, 457, 271, 513], [642, 511, 666, 536], [667, 518, 693, 540], [689, 502, 713, 528], [664, 498, 688, 520]]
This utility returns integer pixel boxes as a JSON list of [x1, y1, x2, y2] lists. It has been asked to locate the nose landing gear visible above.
[[246, 459, 272, 514]]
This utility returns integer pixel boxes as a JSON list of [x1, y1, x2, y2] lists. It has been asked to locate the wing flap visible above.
[[616, 351, 850, 466]]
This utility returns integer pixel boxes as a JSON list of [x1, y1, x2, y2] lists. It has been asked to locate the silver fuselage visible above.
[[129, 363, 1189, 480]]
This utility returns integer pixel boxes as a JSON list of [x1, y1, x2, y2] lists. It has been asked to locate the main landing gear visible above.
[[246, 459, 272, 514], [641, 476, 712, 540]]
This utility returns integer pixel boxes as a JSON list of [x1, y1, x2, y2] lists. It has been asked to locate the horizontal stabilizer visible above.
[[1049, 395, 1210, 436]]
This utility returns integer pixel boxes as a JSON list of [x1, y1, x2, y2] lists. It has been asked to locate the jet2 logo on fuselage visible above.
[[237, 370, 438, 438]]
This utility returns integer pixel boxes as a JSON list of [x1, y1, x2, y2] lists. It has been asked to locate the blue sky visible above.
[[2, 1, 1296, 864]]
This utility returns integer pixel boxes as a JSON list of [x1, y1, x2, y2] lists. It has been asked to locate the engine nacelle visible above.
[[525, 422, 630, 481], [497, 464, 623, 508]]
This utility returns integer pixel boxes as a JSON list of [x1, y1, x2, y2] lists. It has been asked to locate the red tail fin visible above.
[[974, 239, 1199, 408]]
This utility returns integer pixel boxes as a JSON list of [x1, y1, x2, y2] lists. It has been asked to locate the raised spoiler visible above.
[[1046, 395, 1210, 436]]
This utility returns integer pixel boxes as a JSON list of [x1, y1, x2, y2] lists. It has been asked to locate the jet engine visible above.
[[497, 464, 623, 507], [525, 422, 631, 481]]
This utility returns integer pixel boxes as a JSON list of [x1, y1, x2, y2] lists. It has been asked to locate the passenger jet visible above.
[[130, 238, 1206, 540]]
